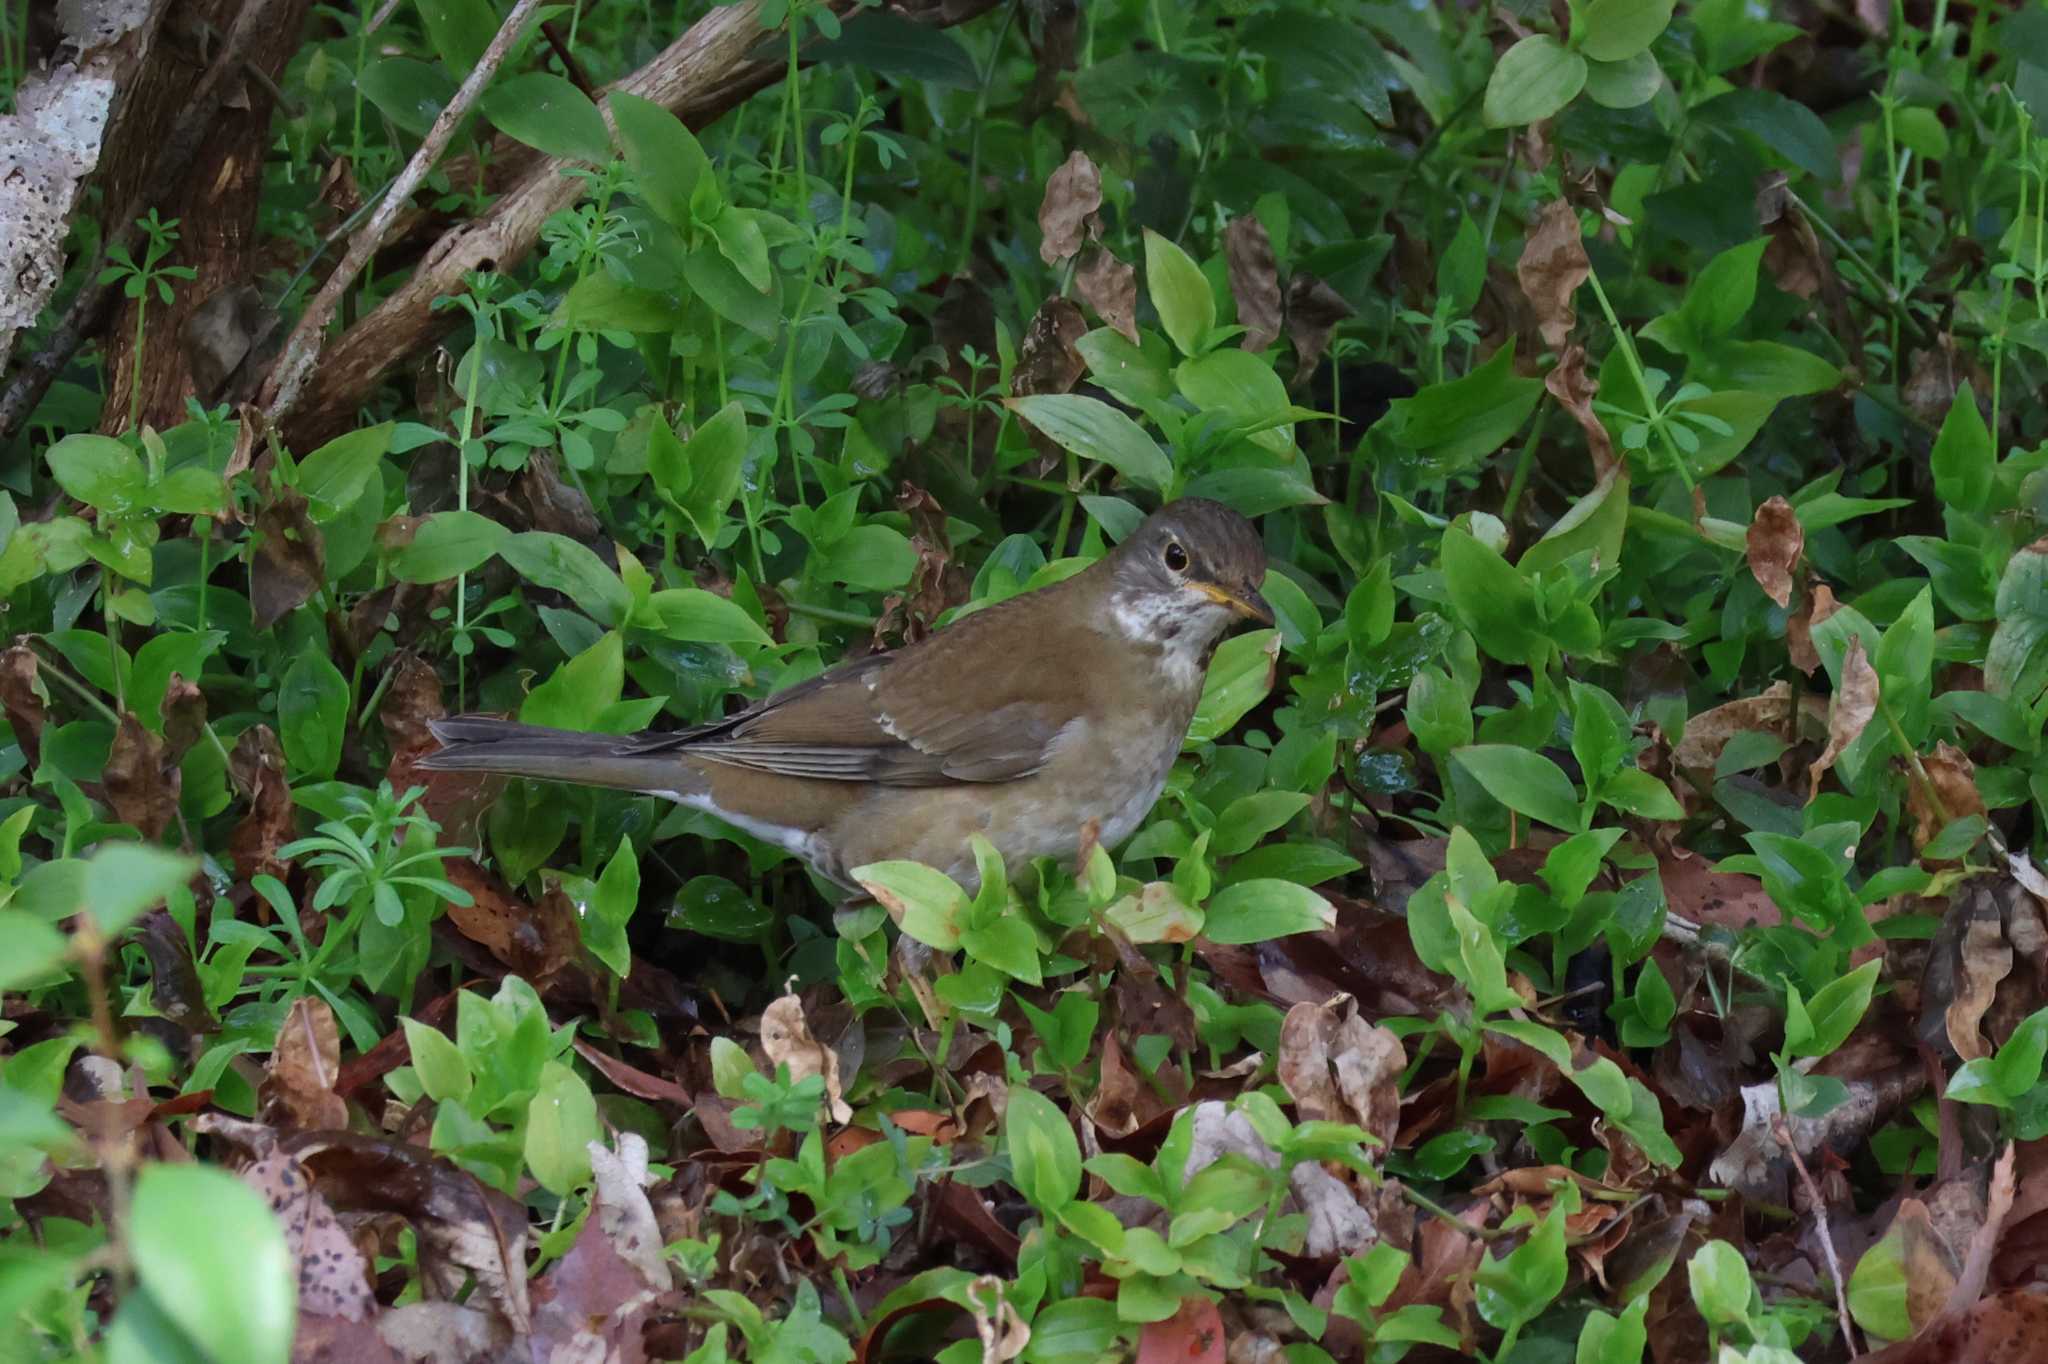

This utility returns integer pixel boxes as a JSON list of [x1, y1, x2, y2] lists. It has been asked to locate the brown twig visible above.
[[0, 0, 293, 438], [260, 0, 550, 422], [541, 19, 596, 97], [1773, 1115, 1860, 1357]]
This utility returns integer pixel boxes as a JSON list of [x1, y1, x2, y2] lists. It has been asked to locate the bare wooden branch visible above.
[[259, 0, 551, 422]]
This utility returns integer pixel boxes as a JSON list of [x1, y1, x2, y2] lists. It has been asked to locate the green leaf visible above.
[[1987, 542, 2048, 703], [1930, 383, 1993, 513], [1021, 1298, 1121, 1364], [1790, 957, 1880, 1058], [401, 1017, 472, 1103], [1847, 1226, 1911, 1343], [296, 422, 393, 523], [47, 434, 146, 512], [1004, 1084, 1082, 1212], [1005, 394, 1173, 494], [1695, 88, 1838, 182], [130, 1163, 294, 1364], [1188, 629, 1279, 743], [480, 72, 610, 162], [1175, 348, 1294, 453], [1991, 1006, 2048, 1098], [675, 402, 749, 549], [84, 843, 197, 936], [1582, 50, 1662, 109], [585, 834, 641, 978], [555, 274, 687, 333], [278, 651, 348, 779], [502, 531, 631, 628], [961, 915, 1044, 985], [1483, 36, 1587, 128], [819, 523, 916, 591], [1579, 0, 1674, 62], [707, 207, 772, 292], [648, 588, 773, 646], [391, 509, 509, 582], [0, 910, 70, 989], [608, 92, 714, 230], [1380, 341, 1543, 476], [1454, 745, 1582, 831], [1143, 229, 1215, 357], [521, 630, 625, 730], [853, 861, 969, 950], [526, 1060, 600, 1194], [416, 0, 496, 75], [1687, 1240, 1757, 1327], [356, 57, 453, 138], [1601, 768, 1684, 820], [1201, 878, 1336, 944], [1576, 1296, 1650, 1364], [1475, 1203, 1567, 1330]]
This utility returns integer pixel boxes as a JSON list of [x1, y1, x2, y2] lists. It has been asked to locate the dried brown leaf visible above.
[[104, 712, 179, 840], [1283, 273, 1354, 389], [1037, 149, 1101, 266], [1276, 993, 1403, 1152], [1543, 344, 1618, 480], [1074, 245, 1138, 344], [1516, 199, 1589, 351], [1861, 1290, 2048, 1364], [1947, 1143, 2017, 1314], [1913, 741, 1987, 852], [1137, 1295, 1224, 1364], [1010, 296, 1088, 398], [1085, 1028, 1141, 1138], [514, 452, 600, 541], [136, 910, 216, 1034], [1788, 581, 1836, 675], [1224, 215, 1282, 353], [1810, 636, 1880, 801], [968, 1274, 1030, 1364], [1746, 495, 1804, 608], [1671, 684, 1797, 774], [1942, 880, 2013, 1063], [263, 997, 349, 1132], [159, 674, 207, 763], [229, 724, 294, 885], [251, 483, 325, 629], [0, 643, 48, 773], [761, 992, 853, 1124]]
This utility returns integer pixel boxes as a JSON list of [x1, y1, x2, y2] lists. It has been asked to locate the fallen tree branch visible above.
[[266, 0, 1002, 449], [259, 0, 551, 422]]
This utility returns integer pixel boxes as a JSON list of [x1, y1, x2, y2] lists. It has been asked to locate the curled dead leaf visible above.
[[1010, 296, 1088, 398], [1746, 495, 1804, 609], [1037, 149, 1101, 266], [968, 1275, 1030, 1364], [1911, 741, 1987, 852], [760, 991, 853, 1125], [1074, 244, 1138, 344], [1283, 273, 1353, 388], [1275, 993, 1404, 1152], [104, 713, 179, 841], [262, 996, 349, 1132], [1810, 636, 1880, 801], [1543, 344, 1617, 480], [1224, 214, 1283, 353], [1516, 199, 1589, 351], [0, 644, 48, 773]]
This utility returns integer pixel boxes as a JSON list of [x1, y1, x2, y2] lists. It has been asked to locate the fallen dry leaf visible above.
[[1746, 495, 1804, 608], [1944, 879, 2014, 1063], [0, 644, 49, 773], [1010, 296, 1088, 398], [262, 996, 349, 1132], [103, 713, 180, 841], [1788, 581, 1837, 675], [1671, 683, 1797, 774], [1543, 344, 1617, 480], [1517, 199, 1590, 351], [251, 482, 325, 630], [1037, 149, 1101, 266], [1074, 245, 1138, 343], [1224, 214, 1282, 353], [1861, 1290, 2048, 1364], [1911, 741, 1987, 852], [1810, 636, 1881, 801], [1275, 993, 1404, 1152], [1283, 273, 1354, 388], [1137, 1295, 1225, 1364], [968, 1274, 1030, 1364], [761, 991, 853, 1125]]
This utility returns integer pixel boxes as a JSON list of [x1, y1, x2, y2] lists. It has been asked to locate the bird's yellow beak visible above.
[[1193, 581, 1275, 625]]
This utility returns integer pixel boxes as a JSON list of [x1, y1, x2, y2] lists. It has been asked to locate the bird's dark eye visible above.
[[1163, 540, 1189, 572]]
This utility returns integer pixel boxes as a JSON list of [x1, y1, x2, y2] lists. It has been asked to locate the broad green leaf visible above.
[[677, 402, 749, 549], [1579, 0, 1674, 59], [1005, 394, 1173, 494], [1582, 50, 1662, 109], [401, 1017, 472, 1103], [522, 631, 625, 730], [1201, 879, 1336, 944], [526, 1060, 600, 1194], [501, 531, 631, 627], [296, 422, 393, 523], [1188, 629, 1279, 742], [1175, 348, 1294, 453], [555, 275, 687, 333], [0, 911, 70, 989], [1930, 384, 1993, 513], [1987, 541, 2048, 703], [355, 58, 454, 138], [585, 834, 640, 978], [1455, 745, 1582, 830], [480, 72, 610, 162], [130, 1163, 294, 1364], [1443, 526, 1541, 666], [84, 843, 197, 936], [1005, 1084, 1082, 1211], [417, 0, 495, 75], [1483, 36, 1587, 128], [648, 588, 773, 645], [278, 651, 348, 779], [1380, 341, 1543, 476], [391, 510, 509, 582], [47, 434, 146, 512], [1143, 229, 1215, 357], [608, 92, 714, 230], [1789, 957, 1879, 1058], [853, 861, 969, 950], [1847, 1227, 1911, 1343]]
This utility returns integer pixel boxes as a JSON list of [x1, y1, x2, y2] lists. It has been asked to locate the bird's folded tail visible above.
[[418, 716, 702, 796]]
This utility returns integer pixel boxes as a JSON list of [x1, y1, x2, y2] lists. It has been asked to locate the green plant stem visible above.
[[1498, 404, 1549, 526], [785, 18, 810, 225], [127, 293, 148, 433], [1582, 262, 1686, 479], [453, 314, 487, 710], [27, 641, 121, 726], [784, 600, 877, 628], [955, 0, 1020, 273], [1881, 88, 1904, 371]]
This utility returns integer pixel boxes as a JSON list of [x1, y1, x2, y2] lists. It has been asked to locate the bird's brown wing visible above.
[[621, 587, 1098, 786]]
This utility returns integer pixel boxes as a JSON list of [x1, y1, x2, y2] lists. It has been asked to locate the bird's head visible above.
[[1104, 498, 1272, 655]]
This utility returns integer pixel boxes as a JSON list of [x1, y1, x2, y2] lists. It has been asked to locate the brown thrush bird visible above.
[[420, 499, 1271, 891]]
